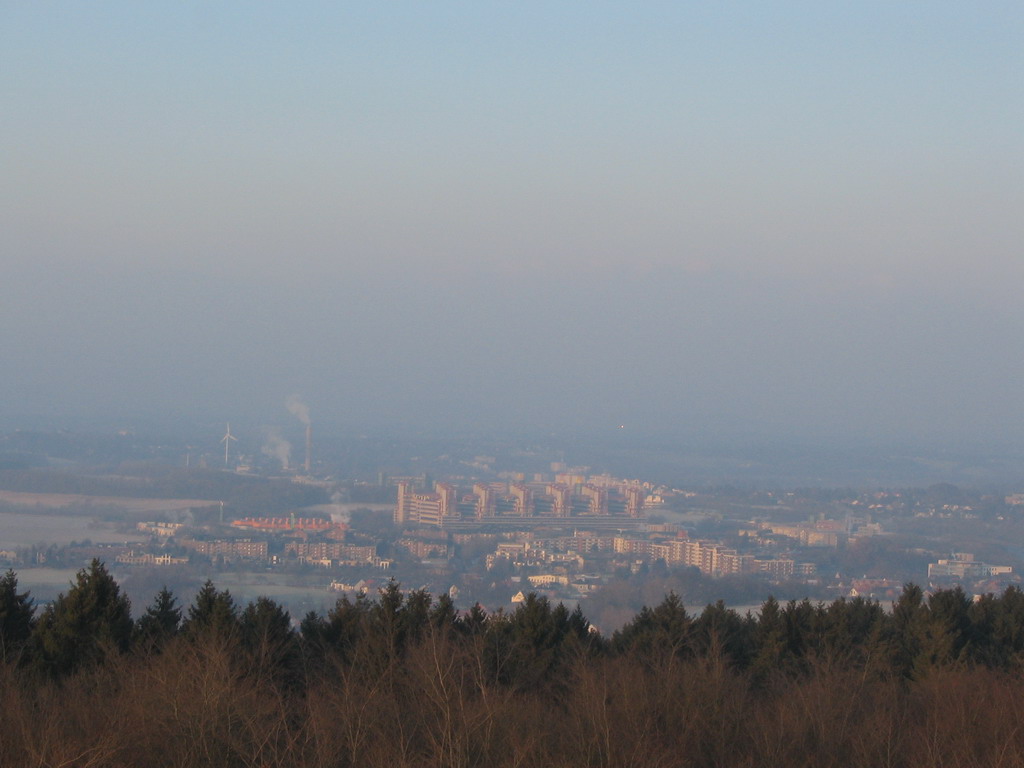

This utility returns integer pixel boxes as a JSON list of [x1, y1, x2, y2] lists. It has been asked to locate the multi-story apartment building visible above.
[[928, 552, 1012, 580], [395, 481, 458, 526], [395, 537, 450, 560], [546, 483, 572, 517], [509, 483, 533, 517], [756, 558, 795, 578], [763, 522, 843, 547], [608, 535, 801, 579], [580, 485, 608, 515], [396, 477, 651, 528], [179, 539, 268, 561], [534, 533, 615, 553], [285, 541, 375, 564], [115, 551, 189, 566]]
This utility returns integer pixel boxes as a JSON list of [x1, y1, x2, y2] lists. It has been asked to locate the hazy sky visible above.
[[2, 3, 1022, 447]]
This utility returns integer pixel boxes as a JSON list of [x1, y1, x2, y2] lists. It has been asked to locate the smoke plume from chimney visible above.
[[305, 424, 312, 474], [285, 394, 311, 425], [286, 395, 312, 473], [261, 427, 292, 470]]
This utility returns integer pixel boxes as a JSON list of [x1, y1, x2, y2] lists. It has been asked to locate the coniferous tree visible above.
[[781, 597, 825, 667], [749, 595, 786, 681], [969, 587, 1024, 667], [0, 569, 35, 663], [183, 580, 239, 639], [613, 591, 691, 660], [889, 583, 927, 678], [463, 602, 489, 635], [691, 600, 751, 666], [33, 559, 132, 676], [490, 593, 584, 692], [401, 588, 432, 645], [135, 586, 181, 648], [993, 585, 1024, 661], [372, 579, 406, 663], [240, 596, 300, 687], [821, 595, 887, 668], [567, 604, 593, 645], [299, 610, 329, 655], [323, 592, 372, 664], [920, 586, 973, 669], [428, 592, 460, 635]]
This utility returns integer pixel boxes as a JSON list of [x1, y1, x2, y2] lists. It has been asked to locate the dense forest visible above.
[[3, 562, 1024, 767]]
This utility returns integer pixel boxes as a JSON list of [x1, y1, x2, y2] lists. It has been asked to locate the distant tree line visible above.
[[5, 563, 1024, 766]]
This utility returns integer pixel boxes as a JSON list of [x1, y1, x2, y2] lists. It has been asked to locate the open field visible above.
[[0, 513, 149, 549], [0, 490, 219, 512]]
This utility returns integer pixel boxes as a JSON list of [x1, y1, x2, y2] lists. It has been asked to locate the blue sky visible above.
[[2, 3, 1022, 447]]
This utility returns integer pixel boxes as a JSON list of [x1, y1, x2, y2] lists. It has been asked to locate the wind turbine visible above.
[[221, 423, 238, 467]]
